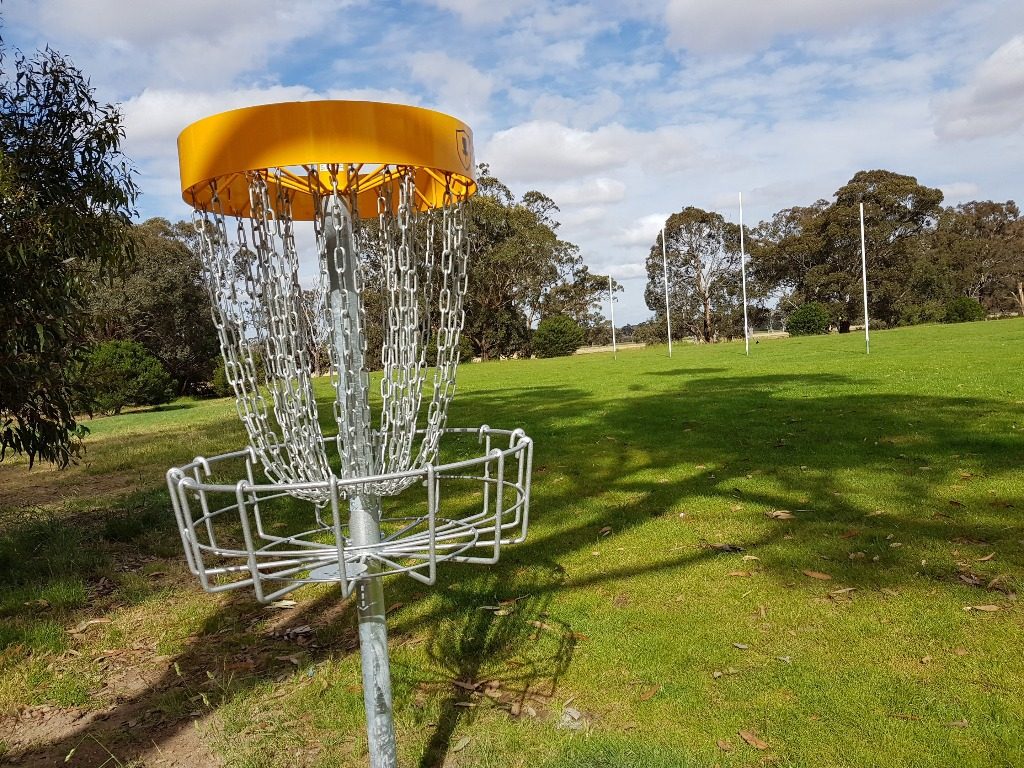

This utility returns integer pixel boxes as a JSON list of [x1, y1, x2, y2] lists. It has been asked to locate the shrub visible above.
[[785, 302, 831, 336], [532, 316, 585, 358], [944, 297, 986, 323], [211, 359, 233, 398], [899, 300, 947, 326], [81, 341, 175, 414]]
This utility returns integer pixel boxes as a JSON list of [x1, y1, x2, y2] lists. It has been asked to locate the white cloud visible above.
[[616, 213, 670, 247], [547, 177, 627, 206], [665, 0, 953, 54], [934, 35, 1024, 139], [6, 0, 350, 91], [938, 181, 980, 201], [424, 0, 520, 26], [407, 51, 495, 125]]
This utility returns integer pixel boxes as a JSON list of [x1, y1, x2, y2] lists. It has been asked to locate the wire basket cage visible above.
[[167, 426, 532, 603]]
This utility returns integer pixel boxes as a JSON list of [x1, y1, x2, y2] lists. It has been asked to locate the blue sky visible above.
[[5, 0, 1023, 322]]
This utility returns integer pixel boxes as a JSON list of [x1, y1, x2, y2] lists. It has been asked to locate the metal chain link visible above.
[[193, 165, 470, 499]]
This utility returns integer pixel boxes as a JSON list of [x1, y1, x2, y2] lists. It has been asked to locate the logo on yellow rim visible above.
[[456, 128, 473, 171]]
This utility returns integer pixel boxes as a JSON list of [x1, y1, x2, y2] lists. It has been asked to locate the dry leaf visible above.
[[949, 500, 964, 507], [849, 551, 866, 560], [802, 570, 832, 581], [738, 730, 769, 750], [639, 685, 662, 701], [742, 555, 760, 561], [599, 526, 613, 537], [269, 600, 297, 609], [728, 571, 751, 577], [867, 510, 883, 517], [712, 670, 723, 679], [451, 737, 470, 752], [386, 602, 404, 614], [964, 604, 1000, 612], [947, 719, 969, 728], [977, 552, 996, 562], [839, 530, 859, 539], [733, 642, 749, 650], [69, 618, 112, 634], [717, 739, 733, 752], [766, 510, 795, 520], [829, 587, 856, 597], [710, 542, 744, 553]]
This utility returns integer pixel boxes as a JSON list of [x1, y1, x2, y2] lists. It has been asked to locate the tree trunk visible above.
[[1012, 281, 1024, 315]]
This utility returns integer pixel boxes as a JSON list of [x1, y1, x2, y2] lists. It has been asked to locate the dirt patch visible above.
[[0, 464, 143, 512], [2, 652, 223, 767]]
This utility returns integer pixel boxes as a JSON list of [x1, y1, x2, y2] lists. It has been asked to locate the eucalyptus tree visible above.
[[1, 41, 137, 466], [644, 207, 743, 343]]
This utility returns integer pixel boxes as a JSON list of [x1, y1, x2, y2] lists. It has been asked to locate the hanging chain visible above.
[[193, 166, 471, 499]]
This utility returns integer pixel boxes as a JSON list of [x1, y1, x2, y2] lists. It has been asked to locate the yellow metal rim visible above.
[[177, 100, 476, 220]]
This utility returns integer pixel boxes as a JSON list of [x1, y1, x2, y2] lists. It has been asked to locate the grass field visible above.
[[1, 319, 1022, 767]]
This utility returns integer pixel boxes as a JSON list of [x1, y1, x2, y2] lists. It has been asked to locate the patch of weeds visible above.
[[46, 670, 94, 707]]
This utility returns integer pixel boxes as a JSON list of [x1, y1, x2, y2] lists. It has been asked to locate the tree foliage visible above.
[[644, 207, 743, 343], [785, 302, 831, 336], [1, 41, 137, 466], [461, 167, 609, 360], [751, 171, 943, 328], [532, 315, 585, 358], [943, 297, 986, 324], [79, 341, 174, 415], [88, 218, 219, 394]]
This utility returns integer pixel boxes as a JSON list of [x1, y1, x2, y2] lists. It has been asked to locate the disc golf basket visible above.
[[165, 101, 533, 768]]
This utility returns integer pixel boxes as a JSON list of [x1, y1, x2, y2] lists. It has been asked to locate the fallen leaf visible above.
[[451, 737, 470, 752], [977, 552, 996, 562], [891, 713, 921, 721], [716, 739, 733, 752], [839, 530, 860, 539], [738, 730, 769, 750], [712, 670, 723, 679], [920, 655, 932, 664], [728, 571, 751, 577], [269, 600, 297, 609], [802, 570, 832, 581], [452, 680, 478, 691], [528, 620, 554, 631], [733, 642, 749, 650], [69, 618, 112, 634], [386, 602, 404, 614], [599, 526, 612, 537], [959, 573, 983, 587], [949, 500, 964, 507], [947, 719, 969, 728], [710, 543, 744, 553], [766, 510, 795, 520], [849, 551, 866, 560], [964, 604, 1000, 612], [777, 656, 792, 664], [867, 510, 884, 517], [742, 555, 761, 561], [639, 685, 662, 701], [829, 587, 856, 597], [881, 587, 899, 596]]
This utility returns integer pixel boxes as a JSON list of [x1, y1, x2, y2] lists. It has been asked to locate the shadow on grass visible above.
[[1, 369, 1021, 764]]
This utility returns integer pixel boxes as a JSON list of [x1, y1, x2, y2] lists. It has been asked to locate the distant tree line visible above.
[[644, 170, 1023, 341]]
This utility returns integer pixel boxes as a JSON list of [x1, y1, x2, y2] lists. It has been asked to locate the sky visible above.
[[4, 0, 1023, 323]]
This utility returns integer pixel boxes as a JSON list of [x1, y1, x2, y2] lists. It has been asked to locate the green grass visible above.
[[1, 319, 1022, 767]]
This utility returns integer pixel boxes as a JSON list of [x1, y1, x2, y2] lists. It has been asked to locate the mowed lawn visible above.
[[1, 319, 1022, 768]]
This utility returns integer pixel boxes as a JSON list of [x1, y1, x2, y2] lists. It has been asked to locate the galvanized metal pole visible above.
[[608, 275, 617, 359], [859, 202, 870, 355], [326, 199, 398, 768], [739, 192, 750, 356], [662, 228, 673, 357]]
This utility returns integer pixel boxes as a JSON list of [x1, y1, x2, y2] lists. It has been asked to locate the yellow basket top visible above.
[[177, 100, 476, 220]]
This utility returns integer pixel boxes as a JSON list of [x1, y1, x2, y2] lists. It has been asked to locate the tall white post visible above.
[[662, 227, 673, 357], [608, 275, 617, 359], [859, 202, 870, 355], [739, 192, 750, 356]]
